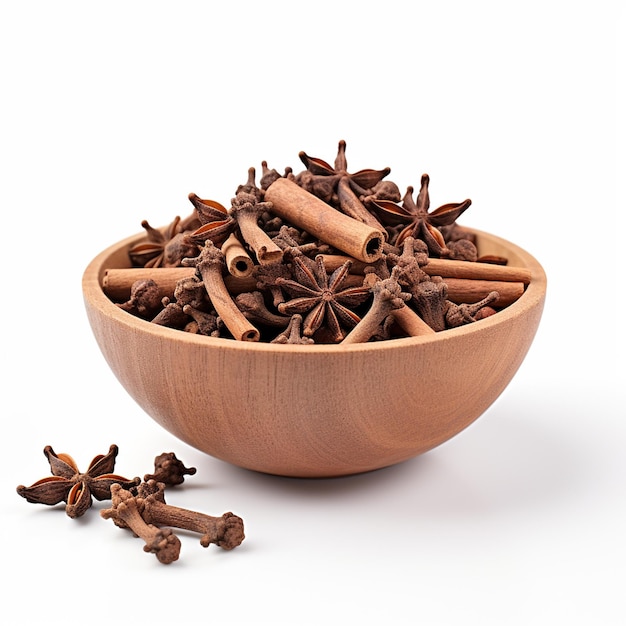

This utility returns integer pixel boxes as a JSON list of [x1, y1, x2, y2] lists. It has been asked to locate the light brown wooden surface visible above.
[[83, 228, 547, 477]]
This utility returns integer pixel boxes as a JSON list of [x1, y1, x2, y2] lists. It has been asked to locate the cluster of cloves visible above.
[[105, 141, 531, 344], [17, 446, 245, 565]]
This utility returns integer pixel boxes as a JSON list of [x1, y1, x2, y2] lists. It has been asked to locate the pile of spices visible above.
[[104, 141, 531, 344], [17, 446, 244, 565]]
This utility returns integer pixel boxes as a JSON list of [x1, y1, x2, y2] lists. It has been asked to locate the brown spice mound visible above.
[[109, 141, 528, 344]]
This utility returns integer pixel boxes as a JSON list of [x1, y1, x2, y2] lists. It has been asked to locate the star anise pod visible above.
[[185, 194, 237, 247], [368, 173, 472, 256], [275, 254, 371, 342], [129, 214, 200, 268], [296, 140, 390, 231], [16, 445, 141, 519], [186, 169, 280, 266]]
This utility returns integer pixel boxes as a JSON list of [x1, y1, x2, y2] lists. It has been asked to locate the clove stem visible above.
[[336, 176, 386, 233], [182, 242, 260, 341], [342, 274, 410, 344], [234, 208, 284, 266], [101, 484, 181, 564], [144, 498, 245, 550]]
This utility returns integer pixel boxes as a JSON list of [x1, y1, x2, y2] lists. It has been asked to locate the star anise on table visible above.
[[275, 254, 371, 342], [129, 213, 200, 268], [16, 445, 140, 519], [296, 140, 395, 230], [368, 173, 472, 256]]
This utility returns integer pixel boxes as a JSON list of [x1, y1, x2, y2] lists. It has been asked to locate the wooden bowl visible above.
[[82, 228, 546, 478]]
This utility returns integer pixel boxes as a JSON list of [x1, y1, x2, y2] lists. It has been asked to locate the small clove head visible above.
[[144, 452, 197, 486]]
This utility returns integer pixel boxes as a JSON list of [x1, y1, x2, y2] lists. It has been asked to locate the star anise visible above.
[[188, 168, 265, 247], [129, 214, 199, 268], [186, 169, 282, 265], [185, 193, 237, 247], [16, 445, 140, 519], [275, 254, 371, 342], [296, 140, 391, 230], [368, 173, 472, 256]]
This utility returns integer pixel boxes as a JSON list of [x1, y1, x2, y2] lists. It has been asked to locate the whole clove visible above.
[[144, 452, 197, 486]]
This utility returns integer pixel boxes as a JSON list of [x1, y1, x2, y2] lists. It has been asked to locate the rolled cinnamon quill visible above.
[[339, 273, 523, 307], [319, 254, 532, 284], [423, 258, 531, 284], [103, 268, 256, 302], [104, 268, 522, 309], [222, 233, 254, 278], [390, 306, 436, 337], [443, 278, 524, 307], [264, 177, 384, 263], [181, 242, 260, 342]]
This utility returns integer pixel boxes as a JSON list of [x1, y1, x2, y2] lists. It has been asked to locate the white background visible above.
[[1, 1, 623, 624]]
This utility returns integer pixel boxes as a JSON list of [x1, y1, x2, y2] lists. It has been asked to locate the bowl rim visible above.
[[82, 227, 547, 354]]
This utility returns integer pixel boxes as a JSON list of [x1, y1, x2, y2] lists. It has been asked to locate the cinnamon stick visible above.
[[423, 258, 531, 284], [181, 242, 260, 342], [103, 268, 256, 302], [264, 177, 385, 263], [319, 254, 531, 284], [390, 305, 436, 337], [103, 268, 522, 308], [443, 278, 523, 307], [339, 274, 521, 307], [222, 233, 254, 278], [336, 176, 386, 232]]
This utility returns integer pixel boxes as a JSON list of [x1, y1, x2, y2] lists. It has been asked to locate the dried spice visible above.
[[101, 480, 245, 563], [151, 273, 210, 330], [18, 447, 245, 565], [129, 215, 200, 268], [265, 177, 385, 263], [186, 194, 236, 247], [104, 142, 533, 344], [16, 445, 140, 518], [342, 269, 411, 344], [188, 168, 282, 266], [235, 290, 290, 328], [182, 240, 260, 341], [296, 139, 393, 231], [367, 174, 472, 254], [143, 451, 197, 486], [270, 313, 314, 345], [275, 254, 370, 342], [116, 278, 162, 319], [445, 291, 500, 327], [229, 184, 283, 265], [102, 483, 182, 564]]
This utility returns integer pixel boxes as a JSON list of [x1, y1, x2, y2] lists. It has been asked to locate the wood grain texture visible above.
[[83, 228, 547, 477]]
